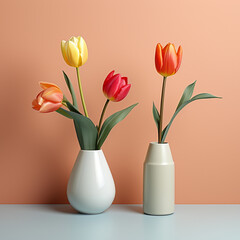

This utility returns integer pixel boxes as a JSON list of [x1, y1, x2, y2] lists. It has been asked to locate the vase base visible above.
[[78, 210, 106, 215], [144, 211, 174, 216]]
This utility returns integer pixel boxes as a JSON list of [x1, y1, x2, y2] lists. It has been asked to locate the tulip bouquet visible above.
[[32, 36, 137, 150], [153, 43, 221, 143]]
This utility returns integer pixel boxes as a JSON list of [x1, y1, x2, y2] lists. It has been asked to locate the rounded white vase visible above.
[[67, 150, 115, 214], [143, 142, 175, 215]]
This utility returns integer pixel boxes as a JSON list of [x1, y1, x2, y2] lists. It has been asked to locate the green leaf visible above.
[[191, 93, 222, 101], [63, 71, 78, 109], [161, 93, 221, 142], [153, 102, 159, 130], [97, 103, 138, 149], [65, 99, 81, 114], [161, 125, 167, 140], [176, 81, 196, 111], [56, 108, 73, 119], [153, 81, 197, 137], [59, 108, 98, 150]]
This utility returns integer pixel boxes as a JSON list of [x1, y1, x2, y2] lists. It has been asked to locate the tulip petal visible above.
[[79, 37, 88, 66], [42, 87, 63, 103], [118, 77, 127, 89], [155, 43, 163, 74], [39, 102, 62, 113], [103, 74, 122, 99], [40, 82, 60, 90], [32, 99, 41, 110], [106, 71, 115, 80], [161, 43, 177, 76], [70, 36, 79, 45], [175, 45, 183, 73], [61, 41, 71, 66], [121, 77, 128, 84], [113, 84, 131, 102], [66, 41, 80, 67], [37, 91, 44, 105], [103, 70, 115, 91]]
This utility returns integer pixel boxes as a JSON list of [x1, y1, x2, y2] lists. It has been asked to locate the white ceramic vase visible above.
[[67, 150, 115, 214], [143, 142, 175, 215]]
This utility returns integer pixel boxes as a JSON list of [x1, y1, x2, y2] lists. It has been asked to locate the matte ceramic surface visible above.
[[143, 142, 175, 215], [1, 204, 240, 240], [67, 150, 115, 214]]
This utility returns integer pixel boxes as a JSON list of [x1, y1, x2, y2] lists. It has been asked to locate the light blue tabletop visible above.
[[0, 204, 239, 240]]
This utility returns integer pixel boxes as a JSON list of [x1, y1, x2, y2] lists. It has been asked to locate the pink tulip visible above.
[[103, 71, 131, 102], [32, 82, 63, 113]]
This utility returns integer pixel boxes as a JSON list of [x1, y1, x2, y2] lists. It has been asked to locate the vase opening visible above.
[[80, 149, 102, 152], [150, 142, 168, 145]]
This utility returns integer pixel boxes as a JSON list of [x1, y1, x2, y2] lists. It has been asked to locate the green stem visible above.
[[62, 98, 68, 108], [98, 99, 110, 135], [76, 67, 88, 117], [63, 95, 68, 103], [158, 76, 167, 143]]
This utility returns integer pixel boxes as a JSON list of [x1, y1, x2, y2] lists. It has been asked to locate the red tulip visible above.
[[155, 43, 183, 77], [32, 82, 63, 113], [103, 71, 131, 102]]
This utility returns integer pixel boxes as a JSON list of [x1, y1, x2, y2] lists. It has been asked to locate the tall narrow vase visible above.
[[67, 150, 115, 214], [143, 142, 175, 215]]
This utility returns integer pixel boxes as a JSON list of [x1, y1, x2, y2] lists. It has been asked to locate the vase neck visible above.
[[145, 142, 173, 164]]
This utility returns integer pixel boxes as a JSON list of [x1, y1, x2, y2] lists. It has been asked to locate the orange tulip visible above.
[[155, 43, 183, 77], [32, 82, 63, 113]]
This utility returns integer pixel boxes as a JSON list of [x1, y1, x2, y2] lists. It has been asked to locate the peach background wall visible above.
[[0, 0, 239, 204]]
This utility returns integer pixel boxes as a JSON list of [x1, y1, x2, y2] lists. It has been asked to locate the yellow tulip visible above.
[[61, 36, 88, 67]]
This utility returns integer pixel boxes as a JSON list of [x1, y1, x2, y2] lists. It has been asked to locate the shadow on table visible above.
[[45, 204, 144, 215], [123, 205, 143, 214], [45, 204, 110, 215], [45, 204, 79, 214]]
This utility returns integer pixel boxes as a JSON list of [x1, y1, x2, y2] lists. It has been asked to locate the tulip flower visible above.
[[61, 36, 89, 117], [32, 82, 63, 113], [97, 71, 131, 136], [155, 43, 183, 143], [61, 36, 88, 68], [103, 70, 131, 102], [155, 43, 183, 77]]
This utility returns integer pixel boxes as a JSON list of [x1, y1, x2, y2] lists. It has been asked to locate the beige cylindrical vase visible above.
[[143, 142, 175, 215]]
